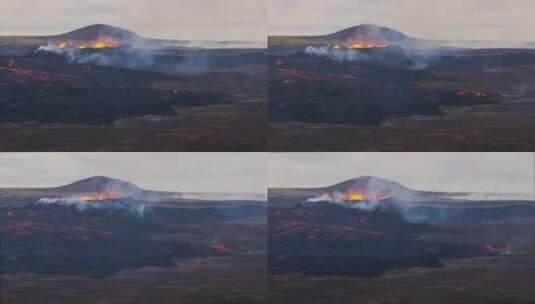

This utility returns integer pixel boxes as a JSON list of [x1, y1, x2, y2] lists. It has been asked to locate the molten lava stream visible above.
[[456, 89, 488, 97], [335, 40, 389, 49], [79, 191, 120, 202], [345, 190, 364, 201], [344, 190, 390, 202], [212, 243, 233, 254], [57, 39, 119, 49]]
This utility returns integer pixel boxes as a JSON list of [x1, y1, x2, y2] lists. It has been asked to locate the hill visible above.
[[269, 24, 430, 48]]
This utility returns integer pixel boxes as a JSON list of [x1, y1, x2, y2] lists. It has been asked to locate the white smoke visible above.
[[35, 42, 155, 67], [37, 196, 148, 217], [306, 190, 383, 211], [305, 177, 424, 214], [35, 42, 215, 74], [36, 43, 79, 62], [304, 45, 444, 70], [37, 43, 63, 53], [305, 46, 372, 62]]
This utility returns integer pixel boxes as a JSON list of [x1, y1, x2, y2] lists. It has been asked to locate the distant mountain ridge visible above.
[[324, 176, 412, 193], [52, 176, 144, 196], [51, 24, 140, 42], [0, 24, 265, 49], [0, 176, 266, 204], [269, 24, 535, 49], [322, 24, 408, 43], [269, 175, 534, 205], [270, 176, 428, 201], [269, 24, 423, 48]]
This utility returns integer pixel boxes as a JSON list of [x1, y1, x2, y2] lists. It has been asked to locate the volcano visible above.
[[268, 175, 534, 207], [43, 24, 169, 49], [269, 24, 426, 48], [328, 24, 406, 41], [0, 176, 153, 205], [0, 24, 172, 50], [53, 176, 143, 197], [324, 176, 413, 195], [52, 24, 139, 43], [269, 176, 430, 205]]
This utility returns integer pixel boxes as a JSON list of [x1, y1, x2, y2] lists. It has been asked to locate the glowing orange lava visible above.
[[456, 89, 488, 97], [345, 190, 364, 201], [57, 39, 119, 50], [335, 40, 389, 49], [79, 190, 120, 202], [344, 190, 390, 202], [212, 243, 233, 254]]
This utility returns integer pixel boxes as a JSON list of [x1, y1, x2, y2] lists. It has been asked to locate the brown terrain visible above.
[[268, 177, 535, 304], [1, 177, 267, 304], [268, 25, 535, 151], [2, 251, 267, 304], [0, 72, 266, 152], [270, 255, 535, 304], [269, 63, 535, 152], [0, 24, 266, 151]]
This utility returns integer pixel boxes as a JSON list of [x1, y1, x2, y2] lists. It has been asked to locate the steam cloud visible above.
[[305, 46, 373, 62], [35, 42, 211, 74], [37, 196, 148, 216], [304, 178, 429, 220], [304, 45, 449, 70], [306, 191, 383, 211], [36, 42, 156, 68]]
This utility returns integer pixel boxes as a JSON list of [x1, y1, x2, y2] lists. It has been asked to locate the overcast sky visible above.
[[269, 0, 535, 42], [269, 153, 534, 194], [0, 0, 266, 41], [0, 153, 266, 194]]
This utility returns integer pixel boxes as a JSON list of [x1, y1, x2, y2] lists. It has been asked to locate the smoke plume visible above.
[[37, 195, 148, 217]]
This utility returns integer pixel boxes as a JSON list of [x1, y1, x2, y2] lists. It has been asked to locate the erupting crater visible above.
[[334, 40, 389, 49], [307, 188, 391, 205], [78, 190, 121, 202], [57, 39, 120, 50], [344, 189, 390, 202]]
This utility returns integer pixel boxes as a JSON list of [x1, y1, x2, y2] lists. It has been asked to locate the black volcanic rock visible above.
[[268, 203, 491, 278]]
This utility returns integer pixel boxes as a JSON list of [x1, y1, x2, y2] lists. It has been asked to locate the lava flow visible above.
[[334, 40, 389, 49], [344, 189, 390, 202], [211, 243, 233, 254], [78, 190, 121, 202], [485, 243, 509, 254], [58, 39, 119, 50], [1, 58, 84, 85], [456, 89, 488, 97]]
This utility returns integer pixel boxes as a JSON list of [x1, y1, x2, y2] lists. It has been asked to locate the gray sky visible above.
[[0, 0, 266, 41], [269, 153, 534, 194], [0, 153, 266, 194], [269, 0, 535, 42]]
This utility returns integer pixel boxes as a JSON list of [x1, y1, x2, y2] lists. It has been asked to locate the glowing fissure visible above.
[[57, 39, 119, 50], [334, 40, 389, 49], [344, 189, 390, 202]]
